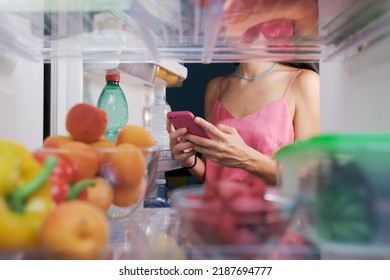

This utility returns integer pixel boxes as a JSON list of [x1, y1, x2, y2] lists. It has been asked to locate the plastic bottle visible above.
[[143, 178, 171, 208], [97, 70, 129, 143], [148, 86, 171, 150]]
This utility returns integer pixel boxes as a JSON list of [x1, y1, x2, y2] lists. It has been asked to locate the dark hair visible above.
[[279, 62, 319, 73], [235, 62, 319, 73]]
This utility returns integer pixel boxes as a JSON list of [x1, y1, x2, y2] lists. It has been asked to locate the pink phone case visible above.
[[167, 111, 210, 138]]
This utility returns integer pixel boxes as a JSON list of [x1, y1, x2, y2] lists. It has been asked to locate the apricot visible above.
[[40, 200, 110, 260], [66, 103, 108, 143], [61, 141, 99, 179], [89, 137, 115, 149], [86, 177, 114, 212], [101, 143, 146, 189], [112, 178, 146, 207], [115, 125, 155, 148], [43, 135, 73, 148], [89, 137, 116, 166]]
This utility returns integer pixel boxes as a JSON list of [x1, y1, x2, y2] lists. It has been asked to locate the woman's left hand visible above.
[[185, 117, 255, 169]]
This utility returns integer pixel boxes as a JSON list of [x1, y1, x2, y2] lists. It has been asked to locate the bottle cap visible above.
[[156, 178, 166, 185], [106, 69, 120, 82]]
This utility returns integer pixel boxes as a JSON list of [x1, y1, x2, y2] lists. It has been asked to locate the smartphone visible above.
[[167, 111, 210, 138]]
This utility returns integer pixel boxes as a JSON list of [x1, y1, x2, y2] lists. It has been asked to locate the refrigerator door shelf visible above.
[[84, 60, 187, 88], [0, 1, 389, 63], [1, 0, 321, 62], [320, 0, 390, 61], [0, 14, 43, 63], [0, 0, 132, 13]]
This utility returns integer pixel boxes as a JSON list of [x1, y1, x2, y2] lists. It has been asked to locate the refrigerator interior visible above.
[[0, 0, 389, 148], [0, 0, 389, 259]]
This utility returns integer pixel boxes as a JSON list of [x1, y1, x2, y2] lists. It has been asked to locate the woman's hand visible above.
[[185, 117, 255, 169], [167, 121, 197, 167]]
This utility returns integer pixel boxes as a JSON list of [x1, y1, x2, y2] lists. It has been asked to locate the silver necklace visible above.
[[235, 62, 277, 81]]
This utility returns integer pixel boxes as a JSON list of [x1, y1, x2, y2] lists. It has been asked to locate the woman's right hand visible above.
[[166, 120, 197, 167]]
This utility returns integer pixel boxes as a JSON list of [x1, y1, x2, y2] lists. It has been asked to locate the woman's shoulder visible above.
[[290, 68, 320, 107], [294, 69, 319, 92], [204, 75, 232, 119], [206, 75, 226, 89], [297, 68, 319, 79], [205, 75, 231, 97]]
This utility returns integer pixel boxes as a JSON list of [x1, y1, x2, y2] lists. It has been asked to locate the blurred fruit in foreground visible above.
[[43, 135, 73, 148], [112, 178, 145, 207], [172, 180, 295, 248], [104, 143, 146, 189], [89, 137, 115, 149], [66, 103, 108, 143], [86, 177, 114, 212], [0, 142, 56, 251], [60, 141, 99, 179], [150, 233, 186, 260], [115, 125, 155, 148], [40, 200, 110, 260], [89, 137, 116, 165]]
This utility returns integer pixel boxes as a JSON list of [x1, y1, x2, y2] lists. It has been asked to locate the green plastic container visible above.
[[274, 133, 390, 250]]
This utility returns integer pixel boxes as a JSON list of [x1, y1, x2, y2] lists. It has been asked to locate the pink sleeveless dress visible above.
[[205, 69, 303, 184]]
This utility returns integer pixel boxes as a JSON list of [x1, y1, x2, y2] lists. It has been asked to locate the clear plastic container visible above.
[[274, 133, 390, 255], [97, 69, 129, 143], [144, 178, 171, 208], [148, 86, 171, 150], [171, 184, 298, 250]]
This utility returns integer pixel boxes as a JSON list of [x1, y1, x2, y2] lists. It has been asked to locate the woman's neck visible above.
[[236, 61, 277, 79]]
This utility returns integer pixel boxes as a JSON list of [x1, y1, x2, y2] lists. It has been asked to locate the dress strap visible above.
[[283, 69, 304, 98], [219, 76, 227, 95]]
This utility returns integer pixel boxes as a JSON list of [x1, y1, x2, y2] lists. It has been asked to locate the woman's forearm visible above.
[[244, 147, 278, 185], [182, 155, 206, 183]]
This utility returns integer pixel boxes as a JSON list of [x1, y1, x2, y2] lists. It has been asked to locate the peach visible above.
[[66, 103, 108, 143], [115, 125, 155, 148], [86, 177, 114, 212], [61, 141, 99, 179], [43, 135, 73, 148], [40, 200, 110, 260]]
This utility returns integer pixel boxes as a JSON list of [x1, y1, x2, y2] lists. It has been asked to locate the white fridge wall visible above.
[[0, 60, 43, 150], [321, 36, 390, 133]]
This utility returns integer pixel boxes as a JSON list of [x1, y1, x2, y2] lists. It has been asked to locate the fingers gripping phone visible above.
[[167, 111, 210, 139]]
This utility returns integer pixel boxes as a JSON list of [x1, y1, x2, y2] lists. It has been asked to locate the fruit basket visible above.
[[171, 181, 300, 259], [0, 102, 162, 259], [35, 145, 160, 219]]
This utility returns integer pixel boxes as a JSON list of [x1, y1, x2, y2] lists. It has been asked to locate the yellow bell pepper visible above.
[[0, 144, 21, 196], [0, 141, 57, 251]]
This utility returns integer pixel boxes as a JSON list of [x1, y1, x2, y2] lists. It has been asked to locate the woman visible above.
[[167, 61, 319, 185]]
